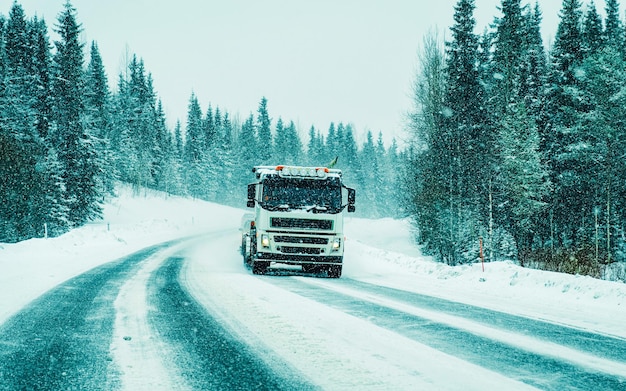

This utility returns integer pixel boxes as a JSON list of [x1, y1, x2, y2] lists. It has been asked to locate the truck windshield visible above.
[[261, 176, 342, 212]]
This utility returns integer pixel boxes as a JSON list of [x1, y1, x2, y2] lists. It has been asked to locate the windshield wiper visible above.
[[306, 205, 329, 213], [263, 203, 291, 211]]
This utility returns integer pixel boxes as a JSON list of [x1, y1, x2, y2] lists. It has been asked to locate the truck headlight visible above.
[[261, 234, 270, 248], [332, 238, 341, 251]]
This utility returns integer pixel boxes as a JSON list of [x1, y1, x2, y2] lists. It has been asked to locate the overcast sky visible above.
[[1, 1, 584, 145]]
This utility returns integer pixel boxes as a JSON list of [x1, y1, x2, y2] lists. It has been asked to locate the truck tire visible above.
[[252, 261, 269, 275], [327, 265, 342, 278], [242, 236, 251, 267]]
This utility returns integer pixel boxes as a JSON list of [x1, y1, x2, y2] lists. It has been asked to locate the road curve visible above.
[[0, 235, 315, 391]]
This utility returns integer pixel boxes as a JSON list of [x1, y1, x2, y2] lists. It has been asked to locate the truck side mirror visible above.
[[347, 188, 355, 213], [247, 184, 256, 208]]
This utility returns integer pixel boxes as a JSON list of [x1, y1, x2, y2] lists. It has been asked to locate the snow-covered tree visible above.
[[495, 103, 551, 265], [52, 2, 102, 226], [256, 97, 272, 164]]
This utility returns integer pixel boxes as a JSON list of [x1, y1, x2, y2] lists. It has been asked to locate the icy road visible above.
[[1, 229, 625, 390]]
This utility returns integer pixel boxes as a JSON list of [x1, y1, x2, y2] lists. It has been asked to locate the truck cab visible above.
[[241, 165, 355, 277]]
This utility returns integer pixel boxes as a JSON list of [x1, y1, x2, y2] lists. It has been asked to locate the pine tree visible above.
[[544, 0, 585, 248], [273, 117, 287, 163], [340, 124, 360, 189], [444, 0, 492, 260], [374, 132, 390, 215], [214, 110, 238, 204], [256, 97, 272, 164], [551, 0, 584, 84], [174, 119, 183, 160], [359, 131, 379, 217], [204, 104, 216, 150], [325, 122, 338, 164], [522, 3, 548, 119], [30, 17, 53, 141], [52, 1, 102, 226], [237, 113, 257, 184], [582, 1, 604, 57], [0, 4, 45, 240], [184, 92, 206, 198], [495, 103, 550, 265], [604, 0, 623, 51], [492, 0, 525, 112], [306, 126, 324, 165], [84, 41, 115, 195], [284, 120, 303, 164]]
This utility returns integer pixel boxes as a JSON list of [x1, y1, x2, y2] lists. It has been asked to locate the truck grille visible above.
[[280, 246, 322, 255], [270, 218, 333, 230], [274, 236, 328, 245]]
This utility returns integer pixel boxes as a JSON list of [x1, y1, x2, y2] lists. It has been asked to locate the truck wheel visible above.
[[252, 261, 269, 275], [327, 265, 342, 278], [242, 236, 251, 267]]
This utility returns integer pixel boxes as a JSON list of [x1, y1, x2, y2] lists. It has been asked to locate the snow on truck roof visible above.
[[253, 165, 342, 180]]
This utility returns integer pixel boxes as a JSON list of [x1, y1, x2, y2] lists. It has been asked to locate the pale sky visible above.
[[1, 1, 583, 146]]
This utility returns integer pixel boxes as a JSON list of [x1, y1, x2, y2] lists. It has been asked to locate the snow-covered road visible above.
[[182, 232, 626, 390], [1, 187, 626, 390]]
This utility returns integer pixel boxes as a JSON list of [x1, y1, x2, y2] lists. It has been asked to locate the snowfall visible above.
[[1, 185, 626, 389]]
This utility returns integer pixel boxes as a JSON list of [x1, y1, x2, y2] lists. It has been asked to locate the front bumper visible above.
[[255, 252, 342, 265]]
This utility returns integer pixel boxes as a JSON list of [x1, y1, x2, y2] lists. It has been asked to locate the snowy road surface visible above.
[[1, 228, 625, 390]]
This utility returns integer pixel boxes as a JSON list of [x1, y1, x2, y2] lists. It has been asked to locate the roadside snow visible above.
[[0, 185, 242, 324], [344, 216, 626, 339]]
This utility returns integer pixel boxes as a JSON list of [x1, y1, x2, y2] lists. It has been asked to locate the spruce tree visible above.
[[359, 131, 379, 218], [0, 4, 44, 240], [284, 120, 303, 164], [444, 0, 491, 261], [582, 1, 604, 56], [184, 93, 206, 198], [237, 113, 257, 183], [52, 1, 102, 226], [522, 3, 548, 119], [492, 0, 525, 112], [273, 117, 287, 163], [30, 17, 53, 141], [544, 0, 585, 248], [495, 103, 550, 265], [341, 125, 360, 190], [85, 41, 115, 195], [604, 0, 623, 51], [306, 126, 323, 165], [256, 97, 272, 164], [215, 110, 237, 204]]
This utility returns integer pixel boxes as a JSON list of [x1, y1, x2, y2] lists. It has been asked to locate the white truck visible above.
[[241, 165, 356, 277]]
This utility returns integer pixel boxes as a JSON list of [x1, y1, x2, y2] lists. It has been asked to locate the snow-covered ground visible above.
[[1, 185, 625, 336], [1, 185, 626, 388]]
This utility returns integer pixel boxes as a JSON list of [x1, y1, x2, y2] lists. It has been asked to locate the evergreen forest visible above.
[[1, 0, 625, 281], [409, 0, 626, 280]]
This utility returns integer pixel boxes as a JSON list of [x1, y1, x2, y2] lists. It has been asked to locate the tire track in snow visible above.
[[110, 244, 189, 390], [266, 276, 626, 391], [0, 241, 176, 391], [147, 253, 318, 391]]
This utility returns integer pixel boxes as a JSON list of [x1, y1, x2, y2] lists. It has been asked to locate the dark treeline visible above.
[[0, 2, 404, 244], [408, 0, 626, 280]]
